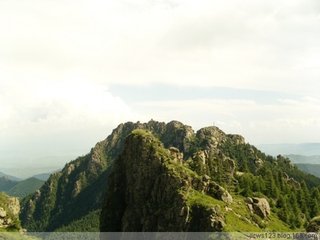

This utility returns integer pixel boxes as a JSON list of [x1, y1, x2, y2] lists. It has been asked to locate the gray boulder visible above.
[[246, 197, 270, 219], [252, 198, 270, 219]]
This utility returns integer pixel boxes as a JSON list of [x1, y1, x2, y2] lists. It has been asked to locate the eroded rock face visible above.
[[19, 120, 196, 232], [196, 127, 227, 149], [246, 197, 270, 219], [207, 182, 233, 204], [189, 205, 225, 232], [0, 193, 20, 230], [191, 176, 233, 204], [100, 130, 225, 232], [0, 207, 6, 218], [227, 134, 246, 145], [8, 197, 20, 216], [169, 147, 183, 164]]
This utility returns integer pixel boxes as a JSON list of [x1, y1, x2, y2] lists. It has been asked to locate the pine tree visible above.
[[277, 195, 289, 223], [240, 174, 253, 197], [264, 170, 279, 199], [288, 192, 302, 228], [297, 188, 310, 220], [310, 188, 320, 218]]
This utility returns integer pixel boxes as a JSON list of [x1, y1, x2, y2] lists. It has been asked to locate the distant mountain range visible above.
[[0, 166, 61, 180], [0, 176, 17, 192], [256, 145, 320, 178], [0, 176, 45, 198], [32, 173, 52, 181], [0, 172, 21, 182], [283, 155, 320, 179], [295, 164, 320, 178], [285, 154, 320, 164], [257, 143, 320, 156], [7, 177, 45, 198]]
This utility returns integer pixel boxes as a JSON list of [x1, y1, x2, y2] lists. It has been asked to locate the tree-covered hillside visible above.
[[20, 120, 320, 232], [0, 177, 44, 199], [7, 178, 44, 198]]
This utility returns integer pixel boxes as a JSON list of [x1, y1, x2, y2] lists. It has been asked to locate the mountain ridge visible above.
[[258, 143, 320, 156], [0, 172, 21, 182], [20, 120, 195, 231], [19, 120, 320, 232]]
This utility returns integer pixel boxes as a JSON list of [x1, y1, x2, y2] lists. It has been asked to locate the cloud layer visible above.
[[0, 0, 320, 171]]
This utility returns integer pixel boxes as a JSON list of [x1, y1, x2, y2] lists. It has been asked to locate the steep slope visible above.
[[100, 130, 226, 231], [100, 130, 292, 232], [0, 192, 21, 231], [20, 145, 110, 231], [20, 120, 320, 232], [20, 120, 194, 232], [100, 122, 320, 231], [7, 178, 44, 198]]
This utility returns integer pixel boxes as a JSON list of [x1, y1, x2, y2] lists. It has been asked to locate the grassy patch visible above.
[[186, 190, 223, 209], [131, 129, 154, 137], [266, 213, 299, 232], [223, 195, 293, 232], [223, 195, 260, 232]]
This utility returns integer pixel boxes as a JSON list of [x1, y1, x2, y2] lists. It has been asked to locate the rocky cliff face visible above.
[[20, 120, 320, 232], [0, 192, 21, 231], [100, 130, 227, 231], [20, 120, 195, 231], [100, 128, 297, 232]]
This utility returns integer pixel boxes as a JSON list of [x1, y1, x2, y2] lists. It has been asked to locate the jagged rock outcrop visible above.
[[188, 205, 225, 231], [207, 182, 233, 204], [0, 192, 21, 230], [20, 120, 196, 231], [283, 172, 301, 189], [100, 130, 226, 232], [227, 134, 246, 145], [196, 127, 227, 149], [20, 119, 320, 232], [246, 197, 270, 219], [168, 147, 183, 164]]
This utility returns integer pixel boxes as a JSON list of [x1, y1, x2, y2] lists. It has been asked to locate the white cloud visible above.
[[0, 79, 139, 135], [0, 78, 140, 169], [0, 0, 320, 171], [1, 0, 319, 94], [134, 96, 320, 144]]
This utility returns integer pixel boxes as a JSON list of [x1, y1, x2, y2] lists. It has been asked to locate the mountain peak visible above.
[[100, 129, 230, 231], [19, 120, 320, 232]]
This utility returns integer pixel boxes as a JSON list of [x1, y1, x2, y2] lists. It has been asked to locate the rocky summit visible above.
[[19, 120, 320, 232], [100, 130, 228, 231]]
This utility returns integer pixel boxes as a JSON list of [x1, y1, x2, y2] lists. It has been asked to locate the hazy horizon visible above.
[[1, 0, 320, 171]]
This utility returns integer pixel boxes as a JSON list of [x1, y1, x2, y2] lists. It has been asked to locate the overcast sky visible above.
[[1, 0, 320, 175]]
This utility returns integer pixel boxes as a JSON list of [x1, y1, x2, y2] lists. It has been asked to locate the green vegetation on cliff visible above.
[[0, 176, 44, 199], [7, 178, 44, 198], [0, 192, 21, 231], [100, 129, 293, 232], [20, 120, 320, 232]]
